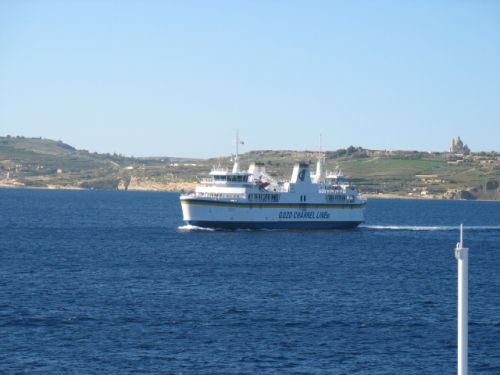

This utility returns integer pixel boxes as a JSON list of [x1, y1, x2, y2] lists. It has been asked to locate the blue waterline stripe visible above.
[[186, 220, 363, 230], [180, 199, 365, 209]]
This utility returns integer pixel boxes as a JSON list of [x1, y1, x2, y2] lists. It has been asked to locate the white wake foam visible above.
[[361, 225, 500, 232], [177, 224, 216, 232], [178, 224, 500, 232], [177, 225, 281, 232]]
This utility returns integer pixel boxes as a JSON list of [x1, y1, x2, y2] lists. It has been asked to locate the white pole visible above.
[[232, 129, 240, 173], [236, 129, 239, 160], [455, 224, 468, 375]]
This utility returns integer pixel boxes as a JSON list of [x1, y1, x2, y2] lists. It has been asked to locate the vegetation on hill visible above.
[[1, 136, 500, 199]]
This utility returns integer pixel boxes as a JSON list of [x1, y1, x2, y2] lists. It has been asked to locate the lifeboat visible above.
[[259, 181, 270, 189]]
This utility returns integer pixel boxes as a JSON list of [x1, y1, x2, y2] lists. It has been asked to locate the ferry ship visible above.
[[180, 137, 365, 230]]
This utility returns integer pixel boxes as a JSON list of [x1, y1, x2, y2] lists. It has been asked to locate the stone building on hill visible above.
[[449, 136, 470, 155]]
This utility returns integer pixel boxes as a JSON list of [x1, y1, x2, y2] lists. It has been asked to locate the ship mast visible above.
[[232, 129, 241, 173], [315, 134, 325, 183]]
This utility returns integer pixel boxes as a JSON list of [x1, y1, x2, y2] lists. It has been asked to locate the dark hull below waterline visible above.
[[186, 220, 363, 230]]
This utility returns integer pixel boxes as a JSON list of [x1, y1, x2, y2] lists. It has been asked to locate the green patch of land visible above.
[[1, 136, 500, 200]]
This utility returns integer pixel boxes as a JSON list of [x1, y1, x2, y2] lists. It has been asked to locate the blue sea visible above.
[[1, 189, 499, 374]]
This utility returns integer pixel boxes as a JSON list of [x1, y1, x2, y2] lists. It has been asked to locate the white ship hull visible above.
[[180, 136, 366, 230], [181, 198, 364, 229]]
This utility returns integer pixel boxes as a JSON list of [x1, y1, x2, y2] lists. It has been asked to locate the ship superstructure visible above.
[[180, 136, 365, 229]]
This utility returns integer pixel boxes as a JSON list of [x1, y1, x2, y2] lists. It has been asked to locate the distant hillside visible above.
[[0, 136, 114, 171], [1, 136, 500, 199], [0, 136, 193, 190]]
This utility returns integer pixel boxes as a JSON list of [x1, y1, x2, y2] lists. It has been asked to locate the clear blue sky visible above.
[[1, 0, 499, 158]]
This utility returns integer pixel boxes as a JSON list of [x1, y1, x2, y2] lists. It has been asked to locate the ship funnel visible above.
[[248, 162, 266, 180], [290, 163, 311, 184], [314, 158, 325, 183], [232, 157, 240, 173]]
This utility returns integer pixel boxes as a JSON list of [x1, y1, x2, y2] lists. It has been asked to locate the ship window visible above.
[[248, 193, 280, 202], [224, 175, 248, 182]]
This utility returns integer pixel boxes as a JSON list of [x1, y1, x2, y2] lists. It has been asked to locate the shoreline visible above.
[[2, 185, 500, 202], [363, 193, 434, 200]]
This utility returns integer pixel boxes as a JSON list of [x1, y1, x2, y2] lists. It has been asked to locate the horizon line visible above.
[[2, 134, 498, 159]]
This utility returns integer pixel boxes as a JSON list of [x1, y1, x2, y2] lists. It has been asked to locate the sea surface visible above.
[[1, 189, 499, 374]]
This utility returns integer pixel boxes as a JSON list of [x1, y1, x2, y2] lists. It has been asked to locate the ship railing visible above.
[[267, 186, 288, 193], [320, 188, 345, 194], [199, 178, 254, 186], [324, 193, 357, 203], [194, 192, 246, 200], [247, 193, 280, 203]]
